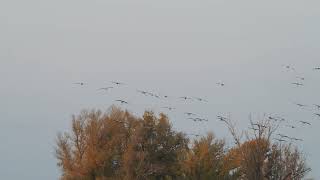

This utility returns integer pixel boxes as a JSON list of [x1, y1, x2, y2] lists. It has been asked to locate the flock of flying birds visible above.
[[72, 65, 320, 143]]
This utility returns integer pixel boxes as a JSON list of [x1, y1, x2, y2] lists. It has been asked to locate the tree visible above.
[[182, 133, 232, 180]]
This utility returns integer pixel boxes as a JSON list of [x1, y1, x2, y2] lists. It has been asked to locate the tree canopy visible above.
[[55, 107, 310, 180]]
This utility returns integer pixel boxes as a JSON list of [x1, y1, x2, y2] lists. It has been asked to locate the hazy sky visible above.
[[1, 0, 320, 179]]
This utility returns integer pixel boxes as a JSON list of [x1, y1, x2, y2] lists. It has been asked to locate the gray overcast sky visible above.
[[1, 0, 320, 179]]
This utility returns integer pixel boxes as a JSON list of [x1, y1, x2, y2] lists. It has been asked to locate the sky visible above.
[[1, 0, 320, 179]]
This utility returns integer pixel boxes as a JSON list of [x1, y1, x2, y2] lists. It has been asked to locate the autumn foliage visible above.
[[55, 107, 310, 180]]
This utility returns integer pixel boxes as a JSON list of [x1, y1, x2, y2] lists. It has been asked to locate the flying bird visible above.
[[286, 125, 296, 129], [290, 137, 303, 141], [299, 121, 311, 125], [193, 97, 208, 102], [216, 82, 225, 86], [137, 90, 149, 95], [73, 82, 86, 86], [162, 107, 175, 111], [293, 103, 307, 108], [217, 115, 228, 122], [296, 76, 305, 81], [98, 87, 113, 91], [314, 67, 320, 70], [180, 96, 192, 100], [292, 82, 304, 86], [277, 134, 290, 139], [314, 104, 320, 109], [274, 138, 286, 142], [185, 112, 197, 116], [111, 81, 125, 86], [115, 100, 128, 104]]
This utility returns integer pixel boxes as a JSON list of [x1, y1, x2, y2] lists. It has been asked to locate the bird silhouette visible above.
[[292, 82, 304, 86], [290, 137, 303, 141], [115, 100, 128, 104], [74, 82, 85, 86], [277, 134, 290, 139], [162, 107, 175, 111], [274, 138, 286, 142], [180, 96, 192, 100], [111, 81, 125, 86], [299, 121, 311, 125], [193, 97, 208, 102], [137, 90, 149, 95], [286, 125, 296, 129], [216, 82, 225, 86], [98, 87, 113, 91], [314, 104, 320, 109], [185, 112, 197, 116], [314, 67, 320, 70]]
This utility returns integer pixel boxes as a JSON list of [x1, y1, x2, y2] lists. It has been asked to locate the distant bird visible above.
[[283, 65, 295, 71], [314, 67, 320, 70], [286, 125, 296, 129], [74, 82, 85, 86], [274, 138, 286, 142], [193, 97, 208, 102], [217, 115, 228, 122], [111, 81, 125, 86], [188, 118, 199, 122], [188, 133, 201, 137], [290, 137, 303, 141], [137, 90, 149, 95], [185, 112, 197, 116], [299, 121, 311, 125], [195, 118, 208, 122], [216, 82, 225, 86], [162, 107, 175, 111], [98, 87, 113, 91], [293, 103, 307, 108], [277, 134, 290, 139], [115, 100, 128, 104], [292, 82, 304, 86], [180, 96, 192, 100], [296, 76, 305, 81], [314, 104, 320, 110], [252, 123, 267, 129]]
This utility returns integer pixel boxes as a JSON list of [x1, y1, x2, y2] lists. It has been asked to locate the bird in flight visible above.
[[98, 87, 113, 91], [299, 121, 311, 125], [277, 134, 290, 139], [252, 123, 267, 129], [286, 125, 296, 129], [274, 138, 286, 142], [180, 96, 192, 100], [293, 103, 307, 108], [185, 112, 197, 116], [216, 82, 225, 86], [314, 104, 320, 109], [162, 107, 175, 111], [292, 82, 304, 86], [74, 82, 86, 86], [195, 118, 208, 122], [217, 115, 228, 122], [188, 118, 199, 122], [193, 97, 208, 102], [290, 137, 303, 141], [314, 67, 320, 70], [111, 81, 125, 86], [137, 90, 149, 96], [296, 76, 305, 81], [115, 100, 128, 104]]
